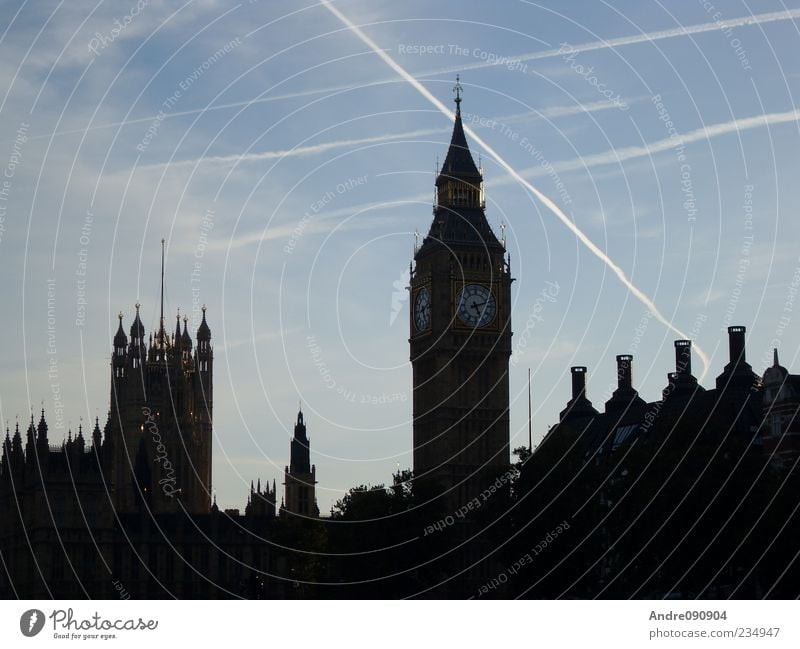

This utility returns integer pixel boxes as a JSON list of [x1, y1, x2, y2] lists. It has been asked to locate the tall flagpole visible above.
[[528, 368, 532, 453], [160, 238, 165, 337]]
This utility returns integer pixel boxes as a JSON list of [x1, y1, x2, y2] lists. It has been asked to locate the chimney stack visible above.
[[728, 326, 746, 365], [674, 340, 692, 375], [571, 366, 588, 400], [616, 355, 633, 390]]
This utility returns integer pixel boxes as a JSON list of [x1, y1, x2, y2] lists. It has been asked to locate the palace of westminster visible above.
[[1, 84, 799, 599]]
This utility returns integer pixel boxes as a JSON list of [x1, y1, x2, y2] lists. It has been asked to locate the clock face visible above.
[[456, 284, 496, 328], [414, 287, 431, 331]]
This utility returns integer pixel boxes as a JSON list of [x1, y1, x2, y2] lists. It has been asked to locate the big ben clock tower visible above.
[[410, 79, 512, 508]]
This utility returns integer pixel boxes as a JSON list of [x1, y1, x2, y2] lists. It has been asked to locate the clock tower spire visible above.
[[410, 81, 512, 509]]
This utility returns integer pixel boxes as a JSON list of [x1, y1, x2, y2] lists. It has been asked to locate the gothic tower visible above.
[[283, 409, 318, 518], [106, 243, 213, 515], [410, 80, 513, 507]]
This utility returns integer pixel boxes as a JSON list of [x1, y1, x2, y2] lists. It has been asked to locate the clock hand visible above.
[[470, 300, 487, 313]]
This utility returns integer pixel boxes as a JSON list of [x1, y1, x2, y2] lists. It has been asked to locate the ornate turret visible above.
[[418, 76, 500, 253], [75, 424, 85, 455], [1, 427, 10, 471], [128, 303, 146, 369], [172, 312, 182, 357], [290, 408, 311, 474], [113, 313, 127, 380], [92, 417, 102, 452], [11, 421, 22, 459], [114, 312, 127, 350], [36, 409, 48, 453], [197, 305, 211, 345], [435, 75, 483, 210], [763, 348, 788, 388], [283, 408, 318, 518], [181, 316, 192, 363], [25, 415, 36, 460]]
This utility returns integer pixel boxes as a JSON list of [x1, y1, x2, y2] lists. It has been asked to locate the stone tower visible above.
[[283, 409, 318, 518], [410, 80, 513, 508], [106, 242, 213, 515]]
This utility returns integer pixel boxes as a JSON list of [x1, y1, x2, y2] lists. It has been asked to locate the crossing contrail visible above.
[[417, 7, 800, 75], [24, 7, 797, 145], [321, 0, 712, 376]]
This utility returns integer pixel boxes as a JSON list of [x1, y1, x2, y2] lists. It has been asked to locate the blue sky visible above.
[[1, 0, 799, 512]]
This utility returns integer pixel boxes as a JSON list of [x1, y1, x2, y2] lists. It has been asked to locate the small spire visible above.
[[130, 303, 144, 341], [197, 304, 211, 341], [774, 348, 779, 366], [175, 311, 182, 345], [437, 77, 481, 180]]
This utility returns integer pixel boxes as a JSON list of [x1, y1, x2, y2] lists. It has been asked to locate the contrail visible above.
[[141, 99, 629, 170], [25, 7, 798, 144], [418, 7, 800, 75], [320, 0, 712, 375], [505, 109, 800, 182]]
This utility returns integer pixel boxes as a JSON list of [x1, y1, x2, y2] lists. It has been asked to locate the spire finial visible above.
[[453, 74, 462, 108], [774, 348, 779, 366], [160, 238, 166, 340]]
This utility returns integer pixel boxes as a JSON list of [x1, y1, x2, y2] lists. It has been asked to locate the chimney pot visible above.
[[674, 340, 692, 375], [728, 326, 746, 365], [616, 355, 633, 390], [571, 366, 587, 400]]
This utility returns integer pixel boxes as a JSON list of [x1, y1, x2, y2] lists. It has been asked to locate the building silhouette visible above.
[[0, 252, 323, 598], [2, 84, 800, 599]]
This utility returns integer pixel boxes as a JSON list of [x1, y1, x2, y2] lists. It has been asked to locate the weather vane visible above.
[[453, 74, 463, 105]]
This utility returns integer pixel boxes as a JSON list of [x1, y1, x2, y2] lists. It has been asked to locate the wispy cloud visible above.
[[138, 98, 634, 170]]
